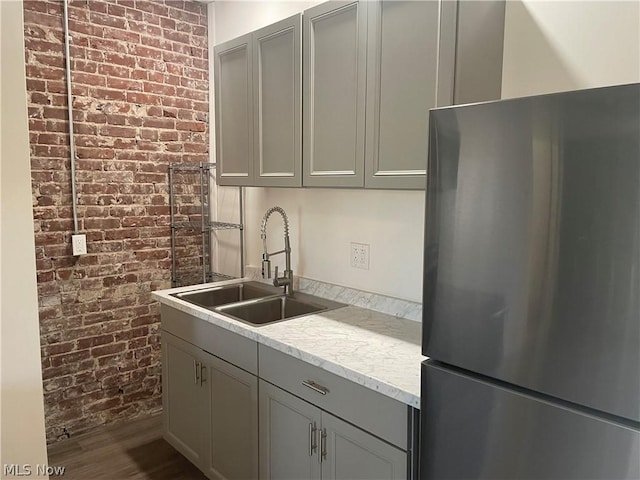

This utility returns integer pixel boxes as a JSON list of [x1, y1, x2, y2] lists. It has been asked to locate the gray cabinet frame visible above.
[[302, 0, 368, 188], [259, 380, 408, 480], [364, 0, 450, 190], [214, 33, 254, 186], [253, 14, 303, 187], [161, 306, 259, 480], [162, 332, 208, 468]]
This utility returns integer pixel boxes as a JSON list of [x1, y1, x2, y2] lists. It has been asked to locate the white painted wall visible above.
[[0, 0, 49, 475], [214, 1, 321, 44], [211, 0, 640, 304], [502, 0, 640, 98]]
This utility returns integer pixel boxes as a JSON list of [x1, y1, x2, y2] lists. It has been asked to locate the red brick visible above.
[[76, 147, 115, 159], [104, 228, 140, 241], [142, 117, 175, 129], [128, 21, 162, 37], [104, 52, 137, 68], [99, 125, 137, 138], [49, 350, 92, 368], [77, 334, 115, 350], [126, 91, 161, 105], [97, 63, 130, 79], [135, 1, 168, 17]]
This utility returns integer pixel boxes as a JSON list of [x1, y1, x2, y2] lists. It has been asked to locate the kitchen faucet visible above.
[[260, 206, 293, 295]]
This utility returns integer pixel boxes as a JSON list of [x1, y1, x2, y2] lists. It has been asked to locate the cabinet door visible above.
[[162, 332, 207, 468], [303, 1, 368, 188], [364, 0, 441, 190], [203, 353, 258, 480], [259, 380, 322, 480], [321, 412, 408, 480], [214, 33, 254, 186], [253, 14, 302, 187]]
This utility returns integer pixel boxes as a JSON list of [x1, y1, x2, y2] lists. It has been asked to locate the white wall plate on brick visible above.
[[72, 234, 87, 256]]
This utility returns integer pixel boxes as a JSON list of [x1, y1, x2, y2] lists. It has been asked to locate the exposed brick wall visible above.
[[23, 0, 209, 443]]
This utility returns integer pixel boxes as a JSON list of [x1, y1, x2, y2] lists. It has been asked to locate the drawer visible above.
[[161, 305, 258, 375], [259, 344, 409, 450]]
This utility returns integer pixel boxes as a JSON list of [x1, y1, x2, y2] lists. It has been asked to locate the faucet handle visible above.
[[262, 259, 271, 279], [274, 266, 279, 279]]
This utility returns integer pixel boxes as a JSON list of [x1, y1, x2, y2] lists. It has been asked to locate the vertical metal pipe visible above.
[[63, 0, 79, 234], [199, 163, 207, 284], [239, 186, 245, 277], [203, 163, 212, 281], [169, 165, 177, 286]]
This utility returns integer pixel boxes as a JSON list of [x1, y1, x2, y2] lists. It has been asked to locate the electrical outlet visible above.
[[72, 234, 87, 256], [350, 242, 370, 270]]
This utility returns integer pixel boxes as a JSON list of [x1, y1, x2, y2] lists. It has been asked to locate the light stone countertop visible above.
[[152, 279, 426, 409]]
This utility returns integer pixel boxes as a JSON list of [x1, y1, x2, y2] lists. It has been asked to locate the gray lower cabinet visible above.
[[163, 331, 207, 468], [203, 354, 258, 480], [162, 331, 258, 480], [161, 305, 414, 480], [259, 380, 407, 480], [302, 0, 368, 188], [259, 380, 322, 479], [321, 412, 408, 480]]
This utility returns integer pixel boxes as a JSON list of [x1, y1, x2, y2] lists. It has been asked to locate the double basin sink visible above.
[[173, 281, 345, 326]]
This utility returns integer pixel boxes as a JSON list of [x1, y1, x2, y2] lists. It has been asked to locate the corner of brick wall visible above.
[[23, 0, 209, 443]]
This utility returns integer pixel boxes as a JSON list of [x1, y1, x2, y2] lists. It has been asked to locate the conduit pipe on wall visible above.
[[63, 0, 79, 234]]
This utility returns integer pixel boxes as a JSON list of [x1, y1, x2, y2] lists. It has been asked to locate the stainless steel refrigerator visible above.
[[420, 83, 640, 479]]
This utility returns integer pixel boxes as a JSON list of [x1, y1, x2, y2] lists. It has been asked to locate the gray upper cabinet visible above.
[[303, 1, 368, 188], [364, 1, 442, 190], [215, 16, 302, 188], [214, 0, 504, 190], [253, 15, 302, 187], [363, 0, 504, 189], [450, 0, 505, 105], [215, 33, 254, 186]]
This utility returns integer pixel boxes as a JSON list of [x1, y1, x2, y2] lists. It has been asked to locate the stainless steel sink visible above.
[[216, 295, 328, 325], [172, 281, 280, 309], [174, 281, 345, 326]]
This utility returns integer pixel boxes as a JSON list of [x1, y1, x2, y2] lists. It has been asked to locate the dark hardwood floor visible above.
[[47, 414, 207, 479]]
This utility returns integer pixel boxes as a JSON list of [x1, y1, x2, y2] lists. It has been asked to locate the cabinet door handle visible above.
[[308, 422, 317, 457], [302, 380, 329, 395], [195, 361, 202, 385], [319, 428, 327, 463], [200, 365, 206, 386], [194, 360, 199, 385]]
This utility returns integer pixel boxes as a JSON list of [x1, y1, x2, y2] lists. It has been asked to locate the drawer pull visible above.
[[302, 380, 329, 395]]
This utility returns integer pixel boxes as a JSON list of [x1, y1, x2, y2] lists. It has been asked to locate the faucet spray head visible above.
[[262, 254, 271, 279]]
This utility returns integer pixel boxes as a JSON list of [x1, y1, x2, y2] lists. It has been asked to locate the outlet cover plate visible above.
[[72, 234, 87, 256], [350, 242, 370, 270]]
